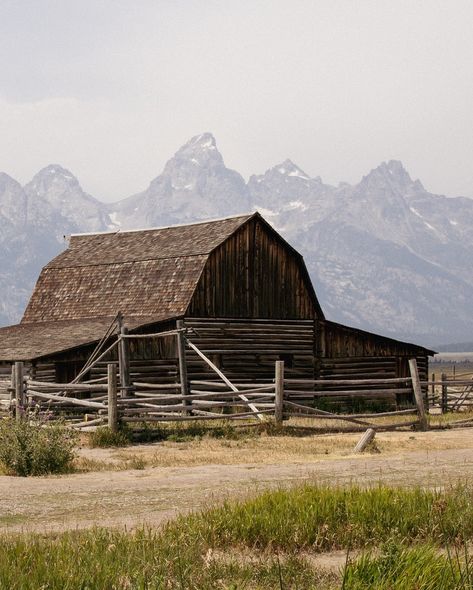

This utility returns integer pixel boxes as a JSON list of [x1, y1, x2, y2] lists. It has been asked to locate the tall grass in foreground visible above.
[[3, 485, 473, 588], [163, 483, 473, 551], [344, 542, 473, 589], [0, 528, 334, 590]]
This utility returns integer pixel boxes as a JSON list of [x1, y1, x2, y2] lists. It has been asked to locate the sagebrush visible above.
[[0, 418, 77, 476]]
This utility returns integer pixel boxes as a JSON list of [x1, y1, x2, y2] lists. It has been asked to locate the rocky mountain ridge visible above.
[[1, 132, 472, 347]]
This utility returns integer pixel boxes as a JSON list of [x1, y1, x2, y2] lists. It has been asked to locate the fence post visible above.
[[176, 320, 190, 413], [354, 428, 376, 453], [275, 361, 284, 426], [431, 372, 435, 407], [118, 326, 131, 398], [107, 363, 118, 432], [14, 361, 25, 421], [441, 373, 448, 413], [409, 358, 428, 431]]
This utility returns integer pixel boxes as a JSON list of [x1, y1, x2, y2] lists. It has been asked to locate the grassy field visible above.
[[430, 359, 473, 379], [2, 484, 473, 589]]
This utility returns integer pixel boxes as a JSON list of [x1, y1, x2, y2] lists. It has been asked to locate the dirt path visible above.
[[2, 433, 473, 533]]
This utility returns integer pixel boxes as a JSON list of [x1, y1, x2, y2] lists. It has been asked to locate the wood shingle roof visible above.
[[0, 316, 160, 361], [0, 214, 254, 360], [22, 214, 253, 324]]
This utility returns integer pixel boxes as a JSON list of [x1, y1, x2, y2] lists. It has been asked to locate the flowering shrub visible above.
[[0, 418, 77, 476]]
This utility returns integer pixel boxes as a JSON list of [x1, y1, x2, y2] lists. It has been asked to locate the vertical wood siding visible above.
[[187, 218, 318, 319]]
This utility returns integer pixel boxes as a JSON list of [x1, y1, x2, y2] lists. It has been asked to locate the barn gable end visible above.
[[187, 215, 323, 319]]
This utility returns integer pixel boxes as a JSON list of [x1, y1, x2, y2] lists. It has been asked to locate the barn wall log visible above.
[[183, 317, 316, 384]]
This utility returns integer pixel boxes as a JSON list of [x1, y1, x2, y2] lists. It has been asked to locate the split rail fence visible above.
[[426, 371, 473, 413], [3, 322, 472, 433], [2, 359, 426, 436]]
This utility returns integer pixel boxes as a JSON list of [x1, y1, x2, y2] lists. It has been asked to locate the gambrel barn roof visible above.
[[0, 213, 323, 360]]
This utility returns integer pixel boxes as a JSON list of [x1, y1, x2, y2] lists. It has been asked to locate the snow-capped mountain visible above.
[[0, 167, 111, 324], [24, 164, 112, 237], [1, 133, 472, 347], [111, 133, 250, 228]]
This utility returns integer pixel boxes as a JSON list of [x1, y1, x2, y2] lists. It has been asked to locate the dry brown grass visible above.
[[74, 415, 473, 472]]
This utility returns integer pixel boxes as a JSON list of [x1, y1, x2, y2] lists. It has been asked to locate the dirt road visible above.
[[2, 429, 473, 533]]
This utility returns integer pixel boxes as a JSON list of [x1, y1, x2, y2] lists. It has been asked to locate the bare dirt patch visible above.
[[2, 427, 473, 534]]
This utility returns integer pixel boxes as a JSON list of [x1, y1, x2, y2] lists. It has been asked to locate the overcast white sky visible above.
[[1, 0, 473, 201]]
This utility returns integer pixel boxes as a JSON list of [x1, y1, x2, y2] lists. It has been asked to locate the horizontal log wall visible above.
[[29, 316, 429, 413], [317, 319, 431, 361], [184, 318, 316, 383], [90, 359, 178, 391], [0, 362, 11, 404]]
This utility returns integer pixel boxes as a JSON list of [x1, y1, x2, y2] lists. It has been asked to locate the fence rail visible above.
[[423, 372, 473, 413], [4, 343, 473, 433]]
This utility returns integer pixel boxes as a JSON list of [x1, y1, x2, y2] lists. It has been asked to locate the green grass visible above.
[[88, 425, 132, 448], [0, 528, 336, 589], [163, 484, 473, 552], [344, 542, 473, 589], [3, 485, 473, 588]]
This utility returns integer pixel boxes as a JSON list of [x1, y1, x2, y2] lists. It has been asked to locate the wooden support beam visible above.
[[119, 329, 182, 339], [186, 338, 265, 421], [9, 364, 15, 415], [27, 390, 107, 409], [274, 361, 284, 426], [409, 358, 428, 431], [107, 363, 118, 432], [431, 372, 435, 407]]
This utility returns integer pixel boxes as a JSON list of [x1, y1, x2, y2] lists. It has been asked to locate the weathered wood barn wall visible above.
[[0, 212, 433, 395]]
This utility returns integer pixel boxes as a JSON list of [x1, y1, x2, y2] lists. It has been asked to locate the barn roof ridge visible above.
[[47, 212, 261, 270], [68, 212, 256, 238]]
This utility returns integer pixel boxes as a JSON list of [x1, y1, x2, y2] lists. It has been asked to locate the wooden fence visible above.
[[2, 320, 470, 433], [4, 354, 431, 433], [426, 371, 473, 413]]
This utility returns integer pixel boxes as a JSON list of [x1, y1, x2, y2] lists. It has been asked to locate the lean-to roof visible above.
[[0, 316, 160, 361]]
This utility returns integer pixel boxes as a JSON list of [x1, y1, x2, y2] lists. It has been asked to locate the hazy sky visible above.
[[1, 0, 473, 201]]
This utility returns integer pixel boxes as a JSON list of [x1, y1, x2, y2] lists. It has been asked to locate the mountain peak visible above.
[[384, 159, 408, 174], [187, 132, 217, 150], [362, 160, 424, 192], [34, 164, 77, 181], [28, 165, 80, 194], [176, 132, 219, 159], [164, 132, 224, 174], [273, 159, 311, 180], [0, 172, 22, 191]]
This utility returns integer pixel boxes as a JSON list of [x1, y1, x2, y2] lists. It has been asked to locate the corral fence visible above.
[[4, 358, 425, 435], [3, 322, 472, 433], [427, 371, 473, 413]]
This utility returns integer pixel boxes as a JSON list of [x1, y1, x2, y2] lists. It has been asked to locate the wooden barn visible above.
[[0, 212, 433, 397]]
